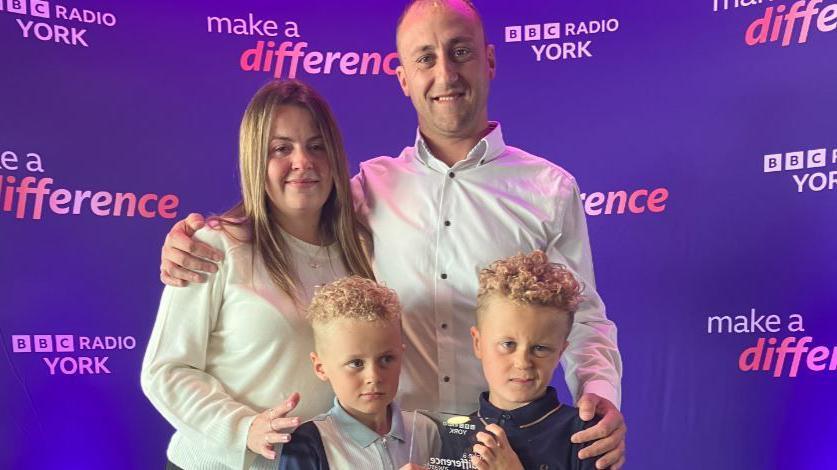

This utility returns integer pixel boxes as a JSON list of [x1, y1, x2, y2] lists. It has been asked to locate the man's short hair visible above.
[[395, 0, 486, 48], [476, 250, 582, 323], [307, 275, 401, 326]]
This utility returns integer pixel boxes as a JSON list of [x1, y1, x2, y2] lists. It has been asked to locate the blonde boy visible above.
[[279, 276, 437, 470], [467, 250, 599, 470]]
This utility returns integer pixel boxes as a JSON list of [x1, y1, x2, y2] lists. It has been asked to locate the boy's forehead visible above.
[[397, 0, 483, 54], [316, 316, 384, 333], [316, 317, 401, 348], [481, 296, 570, 333]]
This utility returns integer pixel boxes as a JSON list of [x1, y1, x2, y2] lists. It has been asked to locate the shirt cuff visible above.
[[580, 379, 621, 410]]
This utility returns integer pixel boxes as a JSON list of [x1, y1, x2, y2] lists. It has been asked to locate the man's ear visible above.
[[486, 44, 496, 79], [470, 326, 483, 359], [396, 64, 410, 97], [310, 351, 328, 382]]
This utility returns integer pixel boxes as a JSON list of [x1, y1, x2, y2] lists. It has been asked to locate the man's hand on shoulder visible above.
[[572, 393, 626, 470], [160, 213, 224, 287]]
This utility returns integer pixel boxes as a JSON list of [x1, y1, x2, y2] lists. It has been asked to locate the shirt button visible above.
[[440, 273, 448, 280], [443, 376, 451, 382], [444, 220, 451, 227], [449, 172, 456, 178], [441, 323, 448, 329]]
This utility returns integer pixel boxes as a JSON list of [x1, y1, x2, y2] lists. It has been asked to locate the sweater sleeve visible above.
[[279, 421, 330, 470], [140, 227, 257, 470]]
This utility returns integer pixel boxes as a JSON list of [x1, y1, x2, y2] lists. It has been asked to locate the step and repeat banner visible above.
[[1, 0, 835, 468]]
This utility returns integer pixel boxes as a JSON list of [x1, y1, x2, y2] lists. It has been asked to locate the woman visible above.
[[141, 80, 374, 470]]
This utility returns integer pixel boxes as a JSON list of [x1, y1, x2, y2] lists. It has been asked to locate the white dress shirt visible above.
[[352, 122, 622, 414], [142, 224, 344, 470]]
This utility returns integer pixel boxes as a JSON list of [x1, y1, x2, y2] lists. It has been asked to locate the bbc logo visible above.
[[0, 0, 51, 18], [12, 334, 74, 352], [505, 23, 561, 42], [764, 148, 831, 173]]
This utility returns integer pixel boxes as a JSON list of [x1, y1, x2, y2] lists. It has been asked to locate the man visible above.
[[160, 1, 625, 468]]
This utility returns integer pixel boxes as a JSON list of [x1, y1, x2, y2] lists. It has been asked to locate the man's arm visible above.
[[161, 170, 370, 287], [160, 213, 224, 286], [546, 177, 625, 470], [547, 178, 622, 407]]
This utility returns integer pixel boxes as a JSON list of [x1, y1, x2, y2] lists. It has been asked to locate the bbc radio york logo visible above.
[[0, 0, 117, 47], [504, 18, 620, 62], [11, 334, 136, 375], [763, 147, 837, 193]]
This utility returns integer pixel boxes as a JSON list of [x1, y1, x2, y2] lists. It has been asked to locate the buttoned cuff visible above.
[[580, 379, 621, 410]]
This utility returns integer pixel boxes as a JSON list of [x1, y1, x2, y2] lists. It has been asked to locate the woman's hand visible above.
[[246, 392, 302, 460]]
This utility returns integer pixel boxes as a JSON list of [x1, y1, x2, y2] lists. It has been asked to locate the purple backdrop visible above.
[[2, 0, 836, 468]]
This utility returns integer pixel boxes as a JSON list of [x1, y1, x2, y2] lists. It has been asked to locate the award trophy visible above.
[[409, 410, 497, 470]]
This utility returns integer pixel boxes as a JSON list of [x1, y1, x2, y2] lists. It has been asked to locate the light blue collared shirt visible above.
[[280, 397, 439, 470]]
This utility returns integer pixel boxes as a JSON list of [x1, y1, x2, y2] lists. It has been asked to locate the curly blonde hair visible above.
[[308, 275, 401, 327], [476, 251, 582, 323]]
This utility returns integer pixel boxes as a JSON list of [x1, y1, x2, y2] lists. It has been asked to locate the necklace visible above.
[[307, 240, 327, 269]]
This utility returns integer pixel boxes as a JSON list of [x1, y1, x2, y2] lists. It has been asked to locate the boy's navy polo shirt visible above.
[[476, 386, 599, 470]]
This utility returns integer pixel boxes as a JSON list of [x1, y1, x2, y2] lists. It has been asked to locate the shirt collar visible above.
[[477, 386, 561, 428], [413, 121, 507, 171], [329, 397, 406, 448]]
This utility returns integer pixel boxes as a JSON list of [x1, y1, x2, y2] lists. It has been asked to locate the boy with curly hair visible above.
[[465, 250, 599, 470], [279, 276, 437, 470]]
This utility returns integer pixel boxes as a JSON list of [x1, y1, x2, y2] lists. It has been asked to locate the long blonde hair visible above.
[[219, 80, 374, 297]]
